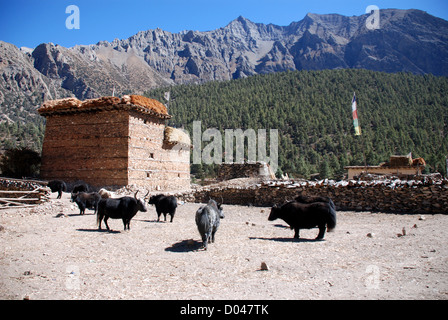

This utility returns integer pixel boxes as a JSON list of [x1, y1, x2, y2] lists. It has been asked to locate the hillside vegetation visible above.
[[1, 69, 446, 180], [146, 69, 448, 178]]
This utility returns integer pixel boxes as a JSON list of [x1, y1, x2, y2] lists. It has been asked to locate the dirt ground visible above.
[[0, 192, 447, 300]]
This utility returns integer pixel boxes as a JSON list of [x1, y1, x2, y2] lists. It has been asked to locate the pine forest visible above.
[[1, 69, 447, 180], [145, 69, 448, 179]]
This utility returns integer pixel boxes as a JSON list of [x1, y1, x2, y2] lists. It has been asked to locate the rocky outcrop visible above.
[[1, 9, 448, 123], [0, 41, 72, 123]]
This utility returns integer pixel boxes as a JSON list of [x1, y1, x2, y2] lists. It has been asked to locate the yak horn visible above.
[[134, 190, 139, 199], [144, 190, 150, 200]]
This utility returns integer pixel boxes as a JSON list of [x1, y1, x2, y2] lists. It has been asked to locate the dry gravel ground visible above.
[[0, 193, 447, 300]]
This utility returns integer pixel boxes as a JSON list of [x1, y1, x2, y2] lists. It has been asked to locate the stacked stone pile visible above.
[[38, 95, 168, 116], [0, 178, 46, 191], [178, 176, 448, 214]]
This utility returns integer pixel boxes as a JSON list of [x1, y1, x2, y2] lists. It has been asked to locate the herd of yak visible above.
[[47, 180, 337, 250]]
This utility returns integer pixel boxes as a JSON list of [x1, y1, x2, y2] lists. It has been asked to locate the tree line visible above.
[[1, 68, 447, 180], [145, 69, 448, 179]]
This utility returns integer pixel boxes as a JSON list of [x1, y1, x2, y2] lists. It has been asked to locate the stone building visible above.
[[217, 162, 276, 181], [345, 154, 425, 179], [38, 95, 190, 191]]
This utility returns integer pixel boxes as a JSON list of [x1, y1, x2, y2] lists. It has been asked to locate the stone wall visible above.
[[40, 101, 190, 191], [0, 177, 47, 191], [217, 162, 273, 181], [40, 110, 130, 187], [0, 178, 51, 208], [128, 112, 190, 191], [178, 177, 448, 214]]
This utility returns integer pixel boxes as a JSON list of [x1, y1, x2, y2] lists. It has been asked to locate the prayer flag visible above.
[[164, 91, 170, 102], [352, 92, 361, 136]]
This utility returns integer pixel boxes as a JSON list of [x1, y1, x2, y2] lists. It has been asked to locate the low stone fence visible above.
[[217, 162, 272, 181], [0, 177, 47, 191], [177, 177, 448, 214], [0, 178, 51, 209]]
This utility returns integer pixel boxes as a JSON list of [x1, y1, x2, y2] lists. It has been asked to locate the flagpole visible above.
[[164, 91, 171, 126], [361, 132, 367, 170], [167, 93, 170, 114], [352, 92, 367, 173], [446, 156, 448, 178], [164, 91, 171, 114]]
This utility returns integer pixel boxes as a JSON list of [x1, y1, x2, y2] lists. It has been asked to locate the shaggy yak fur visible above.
[[97, 191, 148, 231], [71, 192, 101, 215], [148, 194, 178, 222], [195, 200, 225, 250], [268, 198, 336, 240], [47, 180, 67, 199]]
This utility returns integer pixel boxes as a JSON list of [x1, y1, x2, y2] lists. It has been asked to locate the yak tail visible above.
[[327, 205, 337, 232], [196, 207, 212, 241], [96, 211, 101, 227], [196, 209, 210, 232], [96, 208, 103, 227]]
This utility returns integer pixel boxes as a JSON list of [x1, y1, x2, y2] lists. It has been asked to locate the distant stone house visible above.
[[38, 95, 190, 191], [217, 162, 276, 181], [345, 154, 426, 179]]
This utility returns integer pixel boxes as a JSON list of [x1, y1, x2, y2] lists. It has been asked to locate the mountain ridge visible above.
[[1, 8, 448, 124]]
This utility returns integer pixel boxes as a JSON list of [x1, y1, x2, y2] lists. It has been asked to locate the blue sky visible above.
[[1, 0, 447, 49]]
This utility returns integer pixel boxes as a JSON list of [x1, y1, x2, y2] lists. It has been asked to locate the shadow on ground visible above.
[[165, 239, 203, 252]]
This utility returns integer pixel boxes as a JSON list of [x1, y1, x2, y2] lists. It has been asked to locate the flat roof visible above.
[[344, 165, 423, 169], [38, 95, 171, 119]]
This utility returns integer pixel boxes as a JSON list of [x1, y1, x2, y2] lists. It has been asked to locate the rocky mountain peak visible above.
[[1, 9, 448, 122]]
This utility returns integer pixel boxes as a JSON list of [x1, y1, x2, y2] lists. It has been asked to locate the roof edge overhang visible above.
[[344, 165, 425, 169], [38, 103, 172, 120]]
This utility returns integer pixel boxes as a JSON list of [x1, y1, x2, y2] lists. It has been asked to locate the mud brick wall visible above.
[[178, 178, 448, 214], [127, 112, 190, 191], [41, 109, 190, 191], [41, 110, 129, 187]]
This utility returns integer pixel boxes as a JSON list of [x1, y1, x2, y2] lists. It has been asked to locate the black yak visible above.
[[295, 195, 336, 211], [148, 194, 178, 222], [72, 182, 89, 194], [71, 192, 101, 215], [97, 191, 149, 231], [47, 180, 67, 199], [195, 199, 224, 250], [268, 200, 336, 240]]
